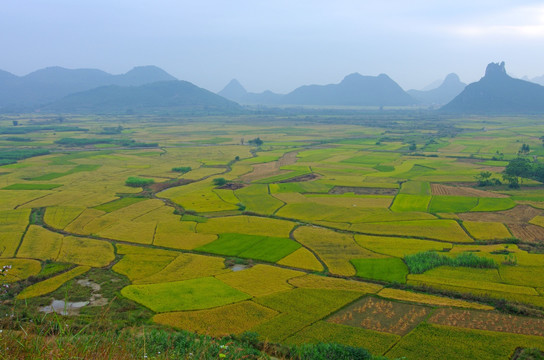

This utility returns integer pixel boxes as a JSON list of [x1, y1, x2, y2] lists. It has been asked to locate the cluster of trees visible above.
[[475, 171, 502, 187], [0, 148, 50, 166], [172, 166, 191, 173], [247, 137, 263, 146], [125, 176, 154, 187], [100, 125, 124, 134], [502, 157, 544, 188]]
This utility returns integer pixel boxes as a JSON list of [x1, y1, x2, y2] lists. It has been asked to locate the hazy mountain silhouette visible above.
[[421, 79, 443, 91], [40, 81, 243, 115], [281, 73, 417, 106], [531, 75, 544, 86], [0, 66, 177, 107], [441, 62, 544, 114], [408, 73, 466, 106], [219, 73, 416, 106], [218, 79, 248, 101], [218, 79, 283, 105]]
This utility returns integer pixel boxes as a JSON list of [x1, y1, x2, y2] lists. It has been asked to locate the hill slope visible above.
[[281, 73, 417, 106], [40, 80, 243, 114], [0, 66, 177, 107], [408, 73, 466, 106], [218, 73, 417, 106], [218, 79, 283, 105], [441, 62, 544, 114]]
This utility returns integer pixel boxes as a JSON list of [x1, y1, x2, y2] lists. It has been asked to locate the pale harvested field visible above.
[[459, 205, 543, 223], [240, 151, 298, 182], [507, 224, 544, 243], [459, 205, 544, 243], [431, 184, 506, 198]]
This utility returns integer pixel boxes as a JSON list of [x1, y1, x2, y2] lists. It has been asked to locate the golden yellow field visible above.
[[153, 301, 278, 337], [288, 274, 383, 293], [17, 266, 90, 299], [276, 247, 324, 271], [17, 225, 63, 260], [56, 236, 115, 267], [293, 226, 385, 276], [136, 253, 230, 284], [216, 264, 304, 297]]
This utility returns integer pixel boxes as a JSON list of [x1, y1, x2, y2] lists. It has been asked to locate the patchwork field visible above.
[[3, 115, 544, 360]]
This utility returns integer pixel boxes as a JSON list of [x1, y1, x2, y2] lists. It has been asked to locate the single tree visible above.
[[213, 177, 227, 186]]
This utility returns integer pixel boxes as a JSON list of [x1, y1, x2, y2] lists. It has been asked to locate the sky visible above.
[[1, 1, 544, 93]]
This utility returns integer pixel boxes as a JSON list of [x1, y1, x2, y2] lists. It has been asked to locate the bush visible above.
[[172, 166, 191, 173], [213, 178, 227, 186], [405, 251, 497, 274], [517, 348, 544, 360], [125, 176, 154, 187], [248, 138, 263, 146], [291, 342, 372, 360]]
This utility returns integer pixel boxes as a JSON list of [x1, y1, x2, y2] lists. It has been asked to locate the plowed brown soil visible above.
[[459, 205, 544, 243], [507, 224, 544, 243]]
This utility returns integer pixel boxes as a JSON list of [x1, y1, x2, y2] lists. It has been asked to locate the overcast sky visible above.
[[1, 1, 544, 93]]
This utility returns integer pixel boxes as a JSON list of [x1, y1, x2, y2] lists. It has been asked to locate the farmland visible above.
[[2, 114, 544, 359]]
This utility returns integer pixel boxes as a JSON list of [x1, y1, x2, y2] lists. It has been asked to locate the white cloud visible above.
[[446, 4, 544, 39]]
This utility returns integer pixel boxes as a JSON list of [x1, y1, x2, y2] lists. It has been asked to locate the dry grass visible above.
[[377, 288, 493, 310], [462, 221, 512, 240], [154, 221, 217, 249], [17, 266, 90, 299], [216, 264, 304, 297], [153, 301, 278, 337], [288, 274, 383, 293], [293, 226, 382, 276], [0, 258, 41, 283], [276, 247, 324, 272], [44, 206, 85, 229], [136, 253, 230, 284], [57, 236, 115, 267], [431, 184, 506, 198], [17, 225, 63, 260]]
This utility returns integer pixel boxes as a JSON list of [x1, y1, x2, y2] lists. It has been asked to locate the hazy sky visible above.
[[1, 1, 544, 93]]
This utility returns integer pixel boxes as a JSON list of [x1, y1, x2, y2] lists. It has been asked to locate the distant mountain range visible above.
[[39, 81, 243, 115], [1, 63, 544, 115], [441, 62, 544, 114], [219, 73, 418, 106], [0, 66, 176, 108], [218, 79, 282, 105], [408, 73, 466, 106]]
